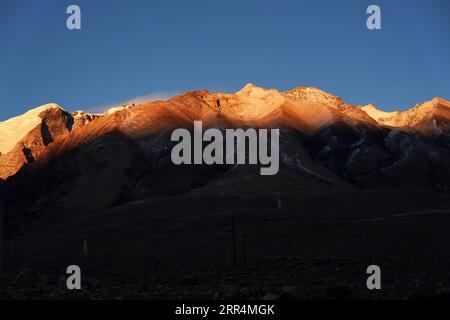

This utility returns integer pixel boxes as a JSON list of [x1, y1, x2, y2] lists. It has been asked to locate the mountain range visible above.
[[1, 84, 450, 233]]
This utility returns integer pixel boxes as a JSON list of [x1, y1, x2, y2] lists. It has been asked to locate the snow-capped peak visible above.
[[0, 103, 62, 154], [236, 83, 281, 97], [237, 83, 259, 93], [284, 86, 346, 109], [361, 98, 450, 128], [213, 83, 285, 120]]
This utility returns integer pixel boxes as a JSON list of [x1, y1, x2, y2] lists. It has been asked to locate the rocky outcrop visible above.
[[71, 111, 101, 129], [0, 105, 74, 179]]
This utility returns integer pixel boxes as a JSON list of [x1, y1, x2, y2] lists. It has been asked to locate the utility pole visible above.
[[277, 192, 282, 209], [243, 234, 247, 264], [83, 239, 88, 258], [232, 215, 237, 267]]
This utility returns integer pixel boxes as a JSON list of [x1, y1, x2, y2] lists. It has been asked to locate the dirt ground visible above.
[[2, 190, 450, 299]]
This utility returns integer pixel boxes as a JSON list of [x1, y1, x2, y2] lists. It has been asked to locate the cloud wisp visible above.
[[87, 91, 178, 114]]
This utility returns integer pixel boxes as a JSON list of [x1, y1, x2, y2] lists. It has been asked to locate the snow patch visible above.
[[106, 103, 134, 115], [214, 83, 285, 120], [362, 99, 443, 128], [0, 103, 62, 155]]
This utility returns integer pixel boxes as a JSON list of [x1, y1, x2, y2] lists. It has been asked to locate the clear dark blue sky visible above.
[[0, 0, 449, 120]]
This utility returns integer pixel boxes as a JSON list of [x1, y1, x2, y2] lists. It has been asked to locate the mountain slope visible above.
[[0, 104, 75, 179], [1, 84, 450, 235], [361, 97, 450, 133], [2, 84, 448, 181]]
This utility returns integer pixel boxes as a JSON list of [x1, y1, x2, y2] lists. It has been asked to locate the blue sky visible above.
[[0, 0, 449, 120]]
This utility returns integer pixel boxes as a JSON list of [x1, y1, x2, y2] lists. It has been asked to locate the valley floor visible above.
[[2, 190, 450, 299]]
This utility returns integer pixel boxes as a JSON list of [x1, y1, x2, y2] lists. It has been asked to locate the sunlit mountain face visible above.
[[2, 83, 450, 216], [2, 84, 450, 299]]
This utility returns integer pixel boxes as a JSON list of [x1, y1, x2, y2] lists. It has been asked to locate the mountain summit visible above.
[[0, 103, 63, 155], [361, 97, 450, 131]]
